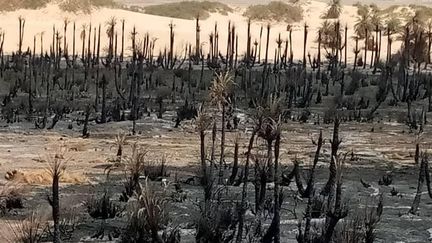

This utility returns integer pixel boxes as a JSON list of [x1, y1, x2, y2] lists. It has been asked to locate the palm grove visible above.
[[1, 0, 432, 242]]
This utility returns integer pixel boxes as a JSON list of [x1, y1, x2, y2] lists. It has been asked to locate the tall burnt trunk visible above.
[[303, 23, 308, 68], [321, 117, 341, 196], [228, 135, 240, 185], [52, 169, 60, 243], [236, 128, 257, 243], [218, 104, 226, 184], [409, 154, 427, 214], [100, 74, 107, 123], [364, 28, 368, 69]]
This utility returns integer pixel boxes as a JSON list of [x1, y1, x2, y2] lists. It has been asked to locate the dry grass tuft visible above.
[[85, 192, 120, 220], [1, 211, 46, 243], [5, 169, 86, 185], [121, 180, 178, 242], [0, 183, 24, 213], [112, 131, 127, 158]]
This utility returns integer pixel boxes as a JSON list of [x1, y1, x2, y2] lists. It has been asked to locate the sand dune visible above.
[[0, 1, 402, 62]]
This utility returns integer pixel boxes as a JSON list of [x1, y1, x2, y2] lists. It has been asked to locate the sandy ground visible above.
[[0, 109, 428, 175], [0, 110, 430, 241], [0, 1, 401, 63]]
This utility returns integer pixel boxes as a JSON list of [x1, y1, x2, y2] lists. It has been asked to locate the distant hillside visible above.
[[243, 1, 303, 23], [124, 1, 232, 20], [0, 0, 117, 12], [117, 0, 432, 8]]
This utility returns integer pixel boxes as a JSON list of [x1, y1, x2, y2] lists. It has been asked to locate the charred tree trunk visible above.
[[51, 168, 60, 243], [261, 24, 271, 97], [303, 23, 308, 68], [228, 134, 240, 185], [263, 131, 282, 243], [409, 154, 428, 215], [364, 28, 368, 69], [353, 37, 359, 71], [100, 74, 107, 123], [321, 117, 341, 196], [218, 104, 226, 184], [82, 105, 90, 138], [236, 128, 258, 243]]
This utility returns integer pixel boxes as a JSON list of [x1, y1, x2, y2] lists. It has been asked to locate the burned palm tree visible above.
[[236, 116, 261, 243], [426, 20, 432, 69], [322, 153, 348, 242], [257, 97, 281, 181], [343, 24, 347, 66], [260, 24, 271, 97], [246, 19, 252, 67], [321, 116, 342, 196], [247, 99, 283, 241], [317, 29, 322, 74], [229, 24, 236, 68], [113, 132, 127, 159], [262, 116, 282, 243], [51, 25, 55, 57], [106, 17, 117, 65], [409, 152, 432, 215], [169, 21, 175, 69], [287, 131, 324, 198], [258, 25, 263, 63], [80, 24, 87, 61], [85, 23, 92, 89], [120, 19, 125, 62], [209, 71, 234, 184], [194, 15, 201, 64], [100, 74, 108, 123], [303, 23, 308, 68], [287, 24, 293, 65], [96, 24, 101, 64], [63, 18, 69, 55], [18, 16, 25, 55], [353, 36, 360, 70], [228, 132, 240, 185], [72, 22, 76, 62], [46, 149, 68, 243], [364, 27, 368, 69], [276, 34, 283, 71], [92, 26, 97, 62], [225, 21, 232, 69], [40, 31, 44, 57], [195, 108, 213, 197]]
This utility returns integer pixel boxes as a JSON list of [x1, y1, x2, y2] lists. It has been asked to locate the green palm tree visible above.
[[106, 16, 117, 62], [370, 10, 383, 30], [319, 20, 342, 51], [385, 16, 402, 36], [354, 10, 372, 39], [323, 0, 342, 19]]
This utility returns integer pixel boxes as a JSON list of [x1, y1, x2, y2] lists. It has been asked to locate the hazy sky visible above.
[[118, 0, 432, 7]]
